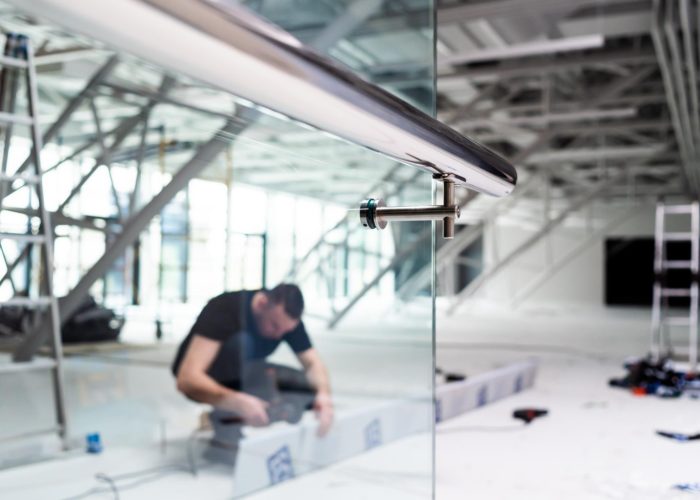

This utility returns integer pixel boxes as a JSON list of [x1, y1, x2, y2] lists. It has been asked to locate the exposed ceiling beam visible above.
[[454, 107, 638, 130], [436, 0, 640, 25], [558, 10, 652, 38], [436, 49, 657, 82], [551, 119, 672, 135], [451, 93, 665, 117], [438, 35, 605, 68], [527, 144, 667, 164]]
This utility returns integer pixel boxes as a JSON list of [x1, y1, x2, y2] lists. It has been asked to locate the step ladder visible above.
[[650, 201, 699, 373], [0, 34, 68, 449]]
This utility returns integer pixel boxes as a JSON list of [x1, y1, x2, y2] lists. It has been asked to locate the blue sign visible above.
[[364, 419, 382, 450], [477, 386, 488, 407], [267, 445, 294, 485]]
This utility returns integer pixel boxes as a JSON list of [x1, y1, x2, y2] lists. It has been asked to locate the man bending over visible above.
[[172, 284, 333, 437]]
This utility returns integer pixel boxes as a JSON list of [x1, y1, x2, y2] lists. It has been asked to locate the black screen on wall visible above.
[[605, 238, 692, 306]]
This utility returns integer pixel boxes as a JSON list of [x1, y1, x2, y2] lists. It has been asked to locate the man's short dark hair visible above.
[[266, 283, 304, 319]]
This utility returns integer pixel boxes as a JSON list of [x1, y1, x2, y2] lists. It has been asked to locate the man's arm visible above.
[[176, 335, 269, 426], [296, 348, 334, 436]]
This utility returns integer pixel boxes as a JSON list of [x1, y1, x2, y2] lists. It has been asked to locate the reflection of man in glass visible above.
[[172, 284, 334, 438]]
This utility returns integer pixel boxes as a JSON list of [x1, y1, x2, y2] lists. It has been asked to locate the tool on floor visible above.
[[656, 430, 700, 442], [608, 357, 698, 398], [436, 367, 467, 383], [673, 483, 700, 492], [650, 202, 700, 373], [512, 408, 548, 424]]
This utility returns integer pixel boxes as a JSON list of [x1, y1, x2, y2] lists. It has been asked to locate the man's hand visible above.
[[228, 393, 270, 427], [313, 392, 334, 437], [296, 349, 333, 436]]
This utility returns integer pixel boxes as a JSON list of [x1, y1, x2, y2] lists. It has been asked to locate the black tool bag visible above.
[[61, 295, 124, 344], [0, 304, 29, 339]]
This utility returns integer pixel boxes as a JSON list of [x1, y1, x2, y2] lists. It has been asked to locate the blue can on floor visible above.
[[86, 432, 103, 454]]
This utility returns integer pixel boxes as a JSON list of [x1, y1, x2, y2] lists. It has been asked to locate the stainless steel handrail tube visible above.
[[10, 0, 517, 197], [376, 206, 460, 222]]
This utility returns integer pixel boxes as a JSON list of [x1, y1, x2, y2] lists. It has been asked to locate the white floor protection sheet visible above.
[[233, 398, 431, 496], [233, 360, 536, 495], [435, 359, 537, 423]]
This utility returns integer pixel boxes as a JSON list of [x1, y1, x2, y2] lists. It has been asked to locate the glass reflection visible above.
[[0, 1, 436, 498]]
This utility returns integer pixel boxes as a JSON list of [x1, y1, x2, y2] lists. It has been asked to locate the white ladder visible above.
[[650, 201, 699, 373], [0, 34, 68, 448]]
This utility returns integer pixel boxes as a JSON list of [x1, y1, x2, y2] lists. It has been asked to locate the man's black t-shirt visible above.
[[171, 290, 312, 378]]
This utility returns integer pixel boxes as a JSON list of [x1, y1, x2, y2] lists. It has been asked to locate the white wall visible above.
[[471, 200, 687, 307]]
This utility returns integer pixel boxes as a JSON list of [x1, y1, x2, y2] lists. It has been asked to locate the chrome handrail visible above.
[[11, 0, 517, 196]]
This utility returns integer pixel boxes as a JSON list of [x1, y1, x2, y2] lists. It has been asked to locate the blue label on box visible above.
[[514, 375, 524, 393], [364, 418, 382, 450], [477, 386, 488, 407], [267, 445, 294, 485]]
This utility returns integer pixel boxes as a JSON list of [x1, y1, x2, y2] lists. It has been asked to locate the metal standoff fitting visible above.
[[360, 198, 387, 230], [359, 174, 460, 239]]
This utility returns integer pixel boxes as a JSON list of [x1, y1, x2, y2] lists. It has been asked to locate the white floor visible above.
[[436, 303, 700, 500], [2, 303, 699, 499]]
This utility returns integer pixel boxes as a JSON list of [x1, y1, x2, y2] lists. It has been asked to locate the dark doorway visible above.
[[605, 238, 692, 306]]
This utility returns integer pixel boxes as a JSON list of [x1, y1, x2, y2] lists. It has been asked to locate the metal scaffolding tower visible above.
[[0, 34, 67, 447], [651, 201, 700, 373]]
